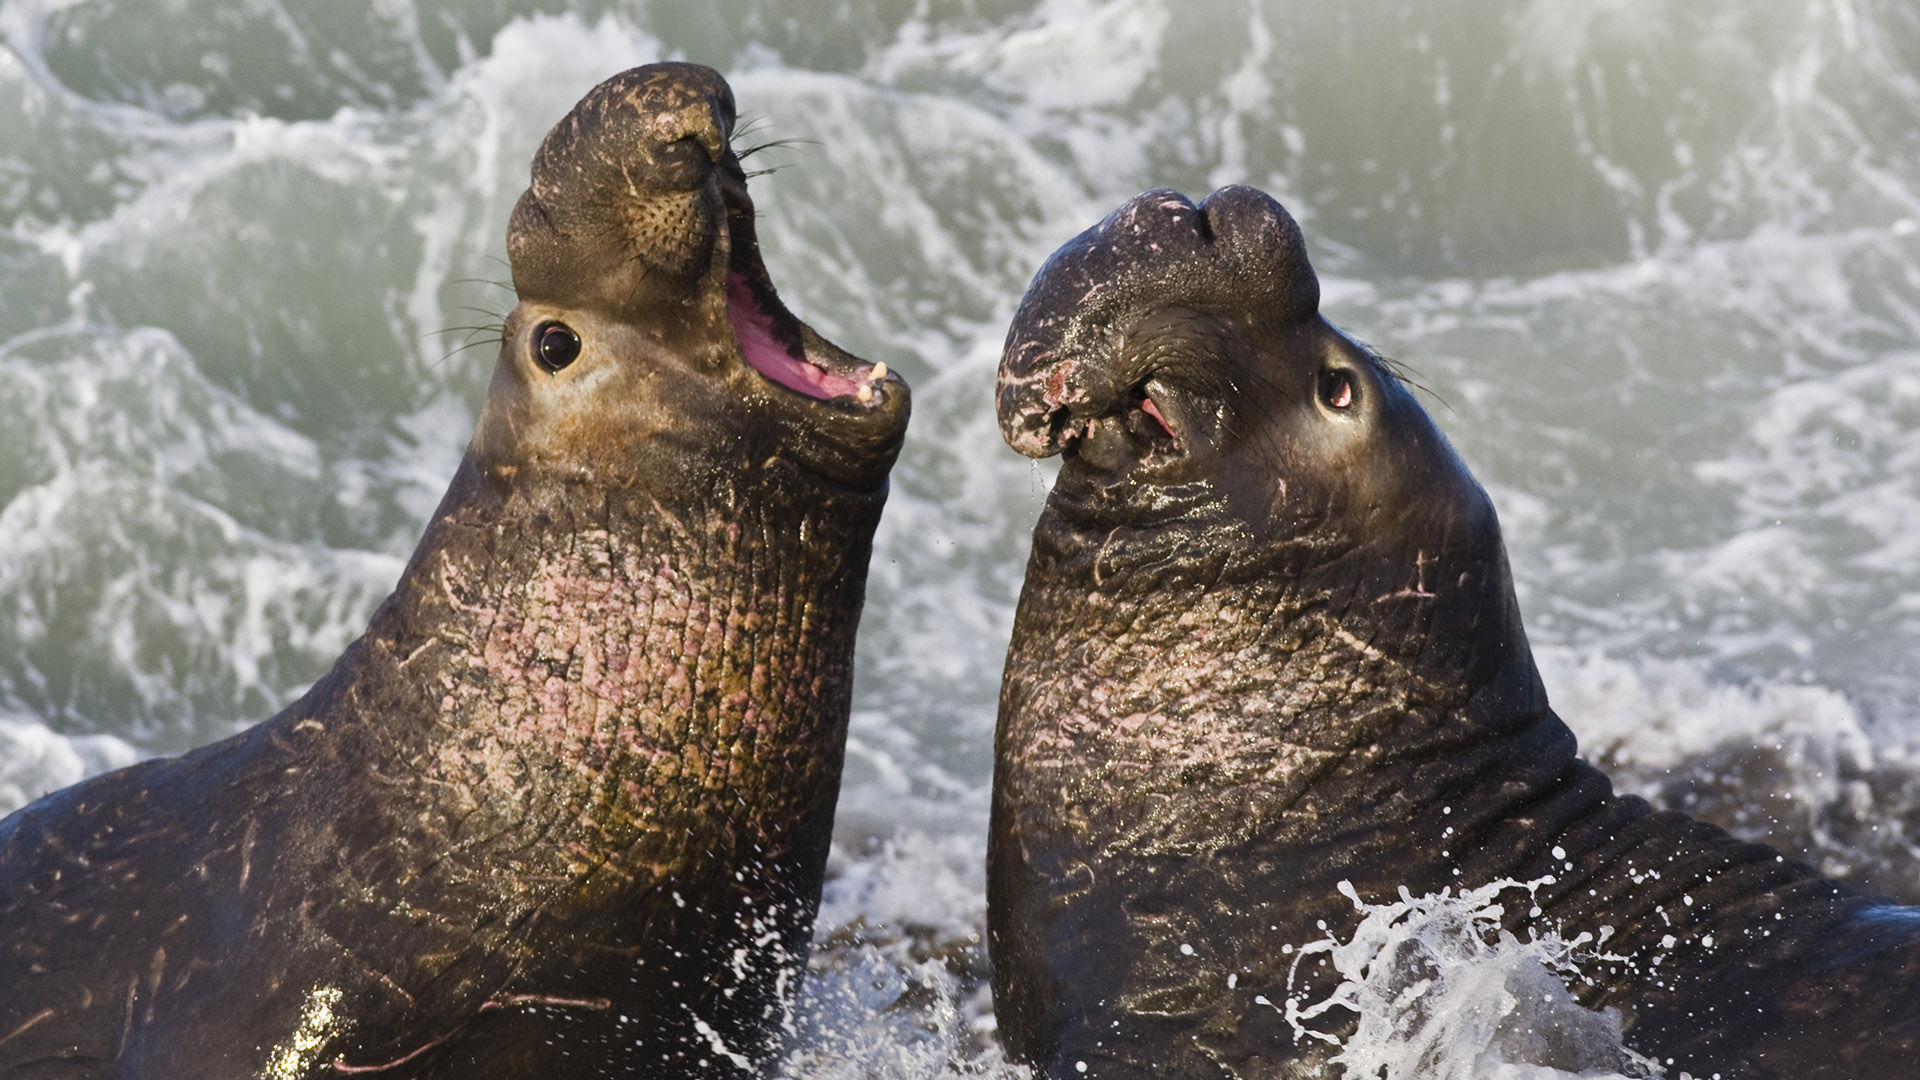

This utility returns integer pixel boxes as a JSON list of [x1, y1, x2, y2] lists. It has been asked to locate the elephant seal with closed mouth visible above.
[[0, 62, 908, 1079], [989, 185, 1920, 1079]]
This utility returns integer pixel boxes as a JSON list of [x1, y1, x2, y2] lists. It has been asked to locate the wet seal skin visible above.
[[988, 186, 1920, 1079], [0, 63, 908, 1079]]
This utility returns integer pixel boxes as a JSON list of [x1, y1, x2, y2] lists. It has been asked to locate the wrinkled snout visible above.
[[996, 186, 1321, 458], [530, 62, 736, 202], [507, 62, 742, 314]]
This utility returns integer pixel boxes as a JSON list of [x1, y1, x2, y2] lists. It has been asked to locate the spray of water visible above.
[[1280, 879, 1664, 1080], [4, 0, 1920, 1071]]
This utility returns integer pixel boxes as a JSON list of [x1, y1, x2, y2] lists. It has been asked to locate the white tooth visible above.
[[856, 384, 874, 403], [869, 361, 888, 382]]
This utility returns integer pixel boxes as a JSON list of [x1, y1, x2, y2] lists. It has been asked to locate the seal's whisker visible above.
[[452, 276, 517, 295], [1375, 354, 1454, 414], [623, 251, 652, 314], [1195, 365, 1305, 459], [425, 324, 504, 339], [737, 136, 819, 162], [425, 319, 507, 371], [427, 335, 502, 371], [426, 332, 503, 365], [732, 113, 772, 143], [1337, 333, 1445, 405]]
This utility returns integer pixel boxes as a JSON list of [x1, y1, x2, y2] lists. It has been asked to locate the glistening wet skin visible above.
[[990, 184, 1920, 1080], [0, 62, 909, 1080]]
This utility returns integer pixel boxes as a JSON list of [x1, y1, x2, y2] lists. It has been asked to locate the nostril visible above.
[[1193, 209, 1215, 244], [644, 97, 729, 161], [649, 134, 717, 190]]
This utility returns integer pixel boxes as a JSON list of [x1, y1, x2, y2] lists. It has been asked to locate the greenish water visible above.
[[4, 0, 1920, 1072]]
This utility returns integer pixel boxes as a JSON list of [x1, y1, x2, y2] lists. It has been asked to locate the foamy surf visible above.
[[1279, 880, 1662, 1080], [2, 0, 1919, 1072], [0, 716, 138, 815], [786, 829, 1021, 1079], [1540, 647, 1920, 900]]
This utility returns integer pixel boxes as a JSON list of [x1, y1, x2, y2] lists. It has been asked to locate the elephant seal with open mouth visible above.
[[0, 63, 908, 1079], [989, 185, 1920, 1079]]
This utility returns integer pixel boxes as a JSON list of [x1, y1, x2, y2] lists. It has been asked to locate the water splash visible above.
[[793, 829, 1023, 1078], [1280, 879, 1662, 1080], [3, 0, 1920, 1069]]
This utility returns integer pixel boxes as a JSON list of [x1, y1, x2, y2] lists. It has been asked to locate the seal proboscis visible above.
[[0, 62, 909, 1079], [989, 185, 1920, 1079]]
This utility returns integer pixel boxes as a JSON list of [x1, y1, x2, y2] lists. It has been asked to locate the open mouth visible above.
[[1052, 380, 1185, 469], [1135, 391, 1177, 446], [724, 271, 886, 403], [717, 176, 889, 408]]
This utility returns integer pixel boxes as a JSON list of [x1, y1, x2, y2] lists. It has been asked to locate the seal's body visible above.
[[0, 63, 908, 1080], [989, 186, 1920, 1079]]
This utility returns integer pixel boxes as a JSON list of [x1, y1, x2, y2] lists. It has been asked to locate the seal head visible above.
[[0, 62, 908, 1080], [997, 186, 1516, 668], [486, 61, 905, 491], [990, 187, 1919, 1078]]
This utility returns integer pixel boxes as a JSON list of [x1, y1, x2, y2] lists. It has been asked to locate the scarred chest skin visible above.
[[0, 63, 908, 1080], [988, 186, 1920, 1080]]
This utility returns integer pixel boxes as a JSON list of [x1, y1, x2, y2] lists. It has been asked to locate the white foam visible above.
[[793, 827, 1019, 1078], [0, 714, 139, 815], [1540, 647, 1920, 894], [818, 826, 989, 945], [4, 1, 1920, 1073], [1539, 646, 1874, 773], [1283, 879, 1660, 1080], [0, 324, 405, 747], [783, 945, 1024, 1080]]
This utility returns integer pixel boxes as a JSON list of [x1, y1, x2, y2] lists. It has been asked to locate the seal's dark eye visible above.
[[535, 321, 581, 373], [1319, 369, 1354, 411]]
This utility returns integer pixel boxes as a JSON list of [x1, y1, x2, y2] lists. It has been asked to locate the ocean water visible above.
[[3, 0, 1919, 1074]]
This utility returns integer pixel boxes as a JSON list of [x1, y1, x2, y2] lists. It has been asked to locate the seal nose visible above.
[[1195, 185, 1320, 324], [623, 64, 735, 184], [997, 185, 1324, 458], [522, 62, 736, 209], [507, 63, 746, 314], [588, 62, 736, 192]]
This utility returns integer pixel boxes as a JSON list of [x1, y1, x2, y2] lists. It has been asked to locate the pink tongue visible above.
[[726, 273, 863, 400]]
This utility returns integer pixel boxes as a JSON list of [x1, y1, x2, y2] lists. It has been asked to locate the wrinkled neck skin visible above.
[[363, 448, 878, 912], [286, 443, 885, 1072], [996, 489, 1538, 882], [0, 63, 907, 1080], [991, 482, 1869, 1079], [999, 463, 1544, 845]]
